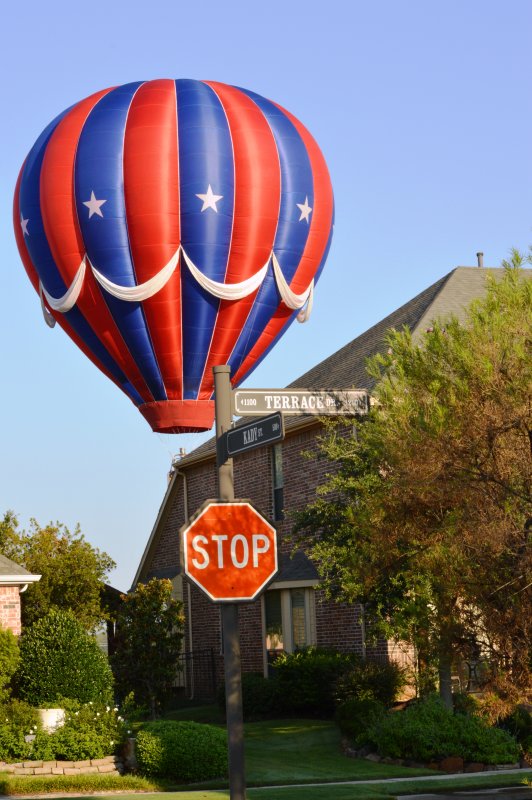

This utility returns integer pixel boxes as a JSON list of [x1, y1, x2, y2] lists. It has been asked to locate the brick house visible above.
[[132, 265, 505, 697], [0, 554, 41, 636]]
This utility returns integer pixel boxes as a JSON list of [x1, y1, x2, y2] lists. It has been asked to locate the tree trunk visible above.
[[438, 648, 453, 709]]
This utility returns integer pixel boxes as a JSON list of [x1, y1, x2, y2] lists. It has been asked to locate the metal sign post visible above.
[[213, 366, 246, 800]]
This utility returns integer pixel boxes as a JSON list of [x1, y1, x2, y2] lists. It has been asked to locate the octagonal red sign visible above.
[[181, 500, 278, 602]]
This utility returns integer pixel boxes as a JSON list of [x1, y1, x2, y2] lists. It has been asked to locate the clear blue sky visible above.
[[1, 0, 531, 591]]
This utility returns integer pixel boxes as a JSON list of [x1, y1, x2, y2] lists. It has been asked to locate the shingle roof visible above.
[[134, 265, 522, 586], [0, 553, 34, 578], [289, 270, 453, 392], [176, 266, 492, 467]]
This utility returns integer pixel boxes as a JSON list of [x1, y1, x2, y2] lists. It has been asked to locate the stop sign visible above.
[[181, 500, 278, 602]]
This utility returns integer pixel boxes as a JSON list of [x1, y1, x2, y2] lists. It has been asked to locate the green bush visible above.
[[366, 694, 520, 764], [16, 609, 114, 705], [217, 672, 279, 720], [0, 700, 39, 761], [273, 648, 356, 718], [136, 720, 227, 781], [453, 692, 481, 716], [335, 697, 385, 743], [335, 660, 407, 708], [0, 628, 20, 702], [498, 706, 532, 754]]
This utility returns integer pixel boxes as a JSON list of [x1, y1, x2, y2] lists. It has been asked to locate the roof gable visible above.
[[134, 265, 525, 586]]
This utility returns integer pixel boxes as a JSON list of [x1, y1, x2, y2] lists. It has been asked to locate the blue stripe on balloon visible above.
[[75, 82, 167, 401], [19, 108, 143, 406], [227, 90, 313, 377], [176, 79, 235, 399]]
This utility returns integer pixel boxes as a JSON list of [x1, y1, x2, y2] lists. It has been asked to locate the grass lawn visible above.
[[2, 706, 530, 798], [243, 719, 435, 785], [23, 772, 532, 799]]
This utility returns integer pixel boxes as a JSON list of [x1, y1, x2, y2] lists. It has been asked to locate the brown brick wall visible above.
[[0, 586, 22, 636], [142, 420, 407, 684]]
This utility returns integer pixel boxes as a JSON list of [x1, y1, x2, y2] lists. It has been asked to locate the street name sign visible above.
[[181, 500, 278, 603], [217, 412, 284, 467], [233, 389, 370, 416]]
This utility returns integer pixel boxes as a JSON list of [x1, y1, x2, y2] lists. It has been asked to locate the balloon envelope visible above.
[[14, 79, 334, 432]]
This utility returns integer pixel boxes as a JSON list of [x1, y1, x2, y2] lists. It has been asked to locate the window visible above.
[[263, 587, 316, 675], [272, 444, 284, 521]]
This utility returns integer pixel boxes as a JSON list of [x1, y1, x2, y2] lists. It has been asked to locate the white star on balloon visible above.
[[20, 215, 29, 236], [296, 196, 313, 223], [196, 185, 223, 213], [83, 191, 107, 219]]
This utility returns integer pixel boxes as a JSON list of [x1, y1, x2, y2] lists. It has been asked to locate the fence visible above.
[[175, 648, 218, 700]]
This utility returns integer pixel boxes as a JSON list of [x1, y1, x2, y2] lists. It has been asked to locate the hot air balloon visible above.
[[13, 79, 334, 433]]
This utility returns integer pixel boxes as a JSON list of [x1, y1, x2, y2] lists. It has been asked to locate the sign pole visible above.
[[213, 365, 246, 800]]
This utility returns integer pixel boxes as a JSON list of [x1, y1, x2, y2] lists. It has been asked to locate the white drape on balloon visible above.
[[39, 247, 314, 325]]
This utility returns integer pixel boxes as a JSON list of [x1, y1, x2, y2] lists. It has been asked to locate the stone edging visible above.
[[342, 741, 531, 772], [0, 755, 123, 776]]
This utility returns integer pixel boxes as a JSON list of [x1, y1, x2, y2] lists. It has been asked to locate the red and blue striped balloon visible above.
[[14, 79, 334, 433]]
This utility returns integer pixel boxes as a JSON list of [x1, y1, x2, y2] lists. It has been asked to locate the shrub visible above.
[[366, 694, 520, 764], [136, 720, 227, 781], [32, 701, 127, 761], [453, 692, 481, 716], [273, 648, 355, 718], [0, 700, 126, 763], [498, 706, 532, 755], [335, 660, 407, 708], [217, 672, 279, 720], [335, 697, 385, 743], [15, 609, 114, 706], [0, 628, 20, 702], [0, 700, 39, 761]]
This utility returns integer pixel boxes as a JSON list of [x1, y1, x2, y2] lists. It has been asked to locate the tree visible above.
[[0, 513, 115, 630], [294, 262, 531, 706], [111, 579, 185, 718]]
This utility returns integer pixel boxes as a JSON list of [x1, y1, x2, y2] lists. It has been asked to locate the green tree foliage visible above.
[[0, 628, 20, 702], [294, 262, 532, 705], [0, 513, 115, 630], [111, 579, 184, 718], [16, 609, 114, 706]]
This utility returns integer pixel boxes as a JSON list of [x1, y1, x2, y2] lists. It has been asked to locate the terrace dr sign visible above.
[[233, 389, 370, 416], [181, 501, 278, 602]]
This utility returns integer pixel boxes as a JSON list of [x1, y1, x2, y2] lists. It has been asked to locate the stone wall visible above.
[[0, 755, 122, 775]]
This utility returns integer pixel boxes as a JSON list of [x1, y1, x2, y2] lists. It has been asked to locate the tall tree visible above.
[[294, 261, 532, 706], [0, 513, 115, 630], [111, 578, 184, 718]]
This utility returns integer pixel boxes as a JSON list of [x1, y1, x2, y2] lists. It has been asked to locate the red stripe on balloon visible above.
[[13, 167, 124, 394], [232, 104, 333, 385], [123, 79, 183, 398], [198, 81, 281, 399], [39, 88, 154, 403]]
